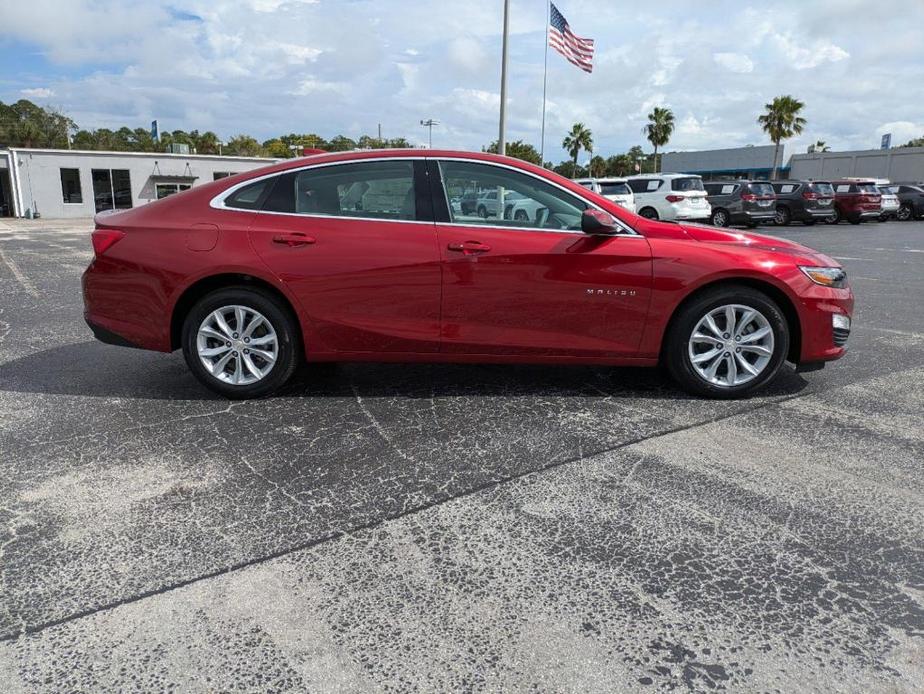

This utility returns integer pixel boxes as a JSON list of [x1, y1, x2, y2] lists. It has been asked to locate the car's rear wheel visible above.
[[181, 287, 300, 399], [665, 286, 789, 398], [775, 206, 791, 226], [710, 208, 729, 227], [897, 203, 913, 221], [639, 207, 659, 220], [477, 205, 488, 218], [514, 209, 529, 222], [830, 207, 841, 224]]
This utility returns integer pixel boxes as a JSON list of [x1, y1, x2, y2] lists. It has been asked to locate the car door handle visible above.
[[447, 240, 491, 255], [272, 232, 316, 247]]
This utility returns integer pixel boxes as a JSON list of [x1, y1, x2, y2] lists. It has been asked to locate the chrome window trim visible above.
[[209, 154, 640, 236]]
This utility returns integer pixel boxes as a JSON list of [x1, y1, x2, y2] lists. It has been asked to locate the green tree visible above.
[[562, 123, 593, 173], [553, 160, 586, 178], [643, 107, 675, 173], [588, 155, 606, 178], [225, 134, 265, 157], [483, 139, 542, 165], [812, 140, 830, 153], [899, 135, 924, 148], [327, 135, 357, 151], [262, 138, 291, 158], [757, 95, 806, 179]]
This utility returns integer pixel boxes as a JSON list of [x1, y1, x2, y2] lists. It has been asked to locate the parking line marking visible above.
[[0, 247, 39, 298]]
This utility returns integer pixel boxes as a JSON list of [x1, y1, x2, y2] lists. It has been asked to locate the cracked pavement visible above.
[[0, 218, 922, 691]]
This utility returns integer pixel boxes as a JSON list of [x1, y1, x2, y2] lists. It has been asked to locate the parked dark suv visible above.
[[831, 180, 882, 224], [770, 180, 836, 225], [883, 182, 924, 221], [704, 180, 776, 227]]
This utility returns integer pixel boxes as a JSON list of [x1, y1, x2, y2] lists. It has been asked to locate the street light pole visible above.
[[498, 0, 510, 156], [420, 119, 439, 148]]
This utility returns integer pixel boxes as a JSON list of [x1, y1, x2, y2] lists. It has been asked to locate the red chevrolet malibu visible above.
[[82, 150, 853, 399]]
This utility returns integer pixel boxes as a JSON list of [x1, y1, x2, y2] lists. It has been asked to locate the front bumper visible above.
[[796, 284, 854, 364]]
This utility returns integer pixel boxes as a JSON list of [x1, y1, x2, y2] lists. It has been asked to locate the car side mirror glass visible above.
[[581, 208, 619, 235]]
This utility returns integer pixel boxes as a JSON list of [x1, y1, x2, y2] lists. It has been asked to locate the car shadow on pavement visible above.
[[0, 340, 810, 401]]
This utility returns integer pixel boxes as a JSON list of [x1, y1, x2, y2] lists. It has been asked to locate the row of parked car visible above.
[[573, 174, 924, 228]]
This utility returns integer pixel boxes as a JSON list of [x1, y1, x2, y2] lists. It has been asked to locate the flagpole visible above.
[[498, 0, 510, 156], [540, 0, 550, 165]]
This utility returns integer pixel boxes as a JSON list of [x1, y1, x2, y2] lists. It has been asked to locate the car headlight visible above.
[[799, 266, 847, 288]]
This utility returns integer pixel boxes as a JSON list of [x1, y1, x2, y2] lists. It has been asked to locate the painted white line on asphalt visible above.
[[0, 247, 39, 298], [832, 256, 872, 261]]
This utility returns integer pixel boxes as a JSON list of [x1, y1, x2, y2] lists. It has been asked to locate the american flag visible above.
[[549, 3, 594, 74]]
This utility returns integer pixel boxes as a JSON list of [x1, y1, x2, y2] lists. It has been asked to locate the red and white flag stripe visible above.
[[549, 3, 594, 73]]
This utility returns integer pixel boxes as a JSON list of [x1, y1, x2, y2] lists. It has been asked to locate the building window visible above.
[[213, 172, 237, 180], [91, 169, 133, 213], [155, 183, 192, 199], [60, 169, 83, 204]]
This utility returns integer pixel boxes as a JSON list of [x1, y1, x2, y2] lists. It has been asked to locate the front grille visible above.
[[833, 327, 850, 347]]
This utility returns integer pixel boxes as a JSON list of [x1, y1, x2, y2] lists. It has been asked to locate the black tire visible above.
[[710, 208, 730, 227], [664, 285, 790, 399], [830, 207, 841, 224], [639, 207, 659, 220], [514, 209, 529, 221], [775, 206, 791, 226], [849, 214, 862, 225], [477, 205, 488, 218], [897, 203, 913, 222], [181, 286, 301, 399]]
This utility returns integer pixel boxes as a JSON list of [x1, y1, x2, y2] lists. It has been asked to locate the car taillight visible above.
[[741, 193, 758, 202], [91, 228, 126, 257], [802, 191, 818, 200], [665, 194, 685, 203]]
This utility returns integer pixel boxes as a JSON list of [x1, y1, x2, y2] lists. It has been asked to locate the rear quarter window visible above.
[[628, 179, 661, 193], [599, 182, 630, 196], [224, 178, 272, 209]]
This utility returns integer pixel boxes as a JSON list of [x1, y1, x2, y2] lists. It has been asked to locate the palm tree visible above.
[[643, 107, 675, 173], [562, 123, 593, 174], [813, 140, 830, 152], [758, 95, 807, 179]]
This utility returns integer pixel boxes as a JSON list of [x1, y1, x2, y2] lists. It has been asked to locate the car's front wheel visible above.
[[181, 287, 300, 399], [710, 209, 729, 227], [897, 203, 913, 221], [665, 286, 789, 398]]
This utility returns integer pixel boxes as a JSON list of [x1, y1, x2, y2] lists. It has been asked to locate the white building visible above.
[[0, 148, 279, 219]]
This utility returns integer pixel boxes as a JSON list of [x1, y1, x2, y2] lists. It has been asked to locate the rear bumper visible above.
[[85, 318, 143, 349]]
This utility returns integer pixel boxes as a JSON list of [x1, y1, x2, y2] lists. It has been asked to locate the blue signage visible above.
[[881, 133, 891, 150]]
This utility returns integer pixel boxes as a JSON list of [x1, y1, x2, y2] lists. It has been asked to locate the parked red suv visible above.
[[82, 149, 853, 399], [831, 179, 882, 224]]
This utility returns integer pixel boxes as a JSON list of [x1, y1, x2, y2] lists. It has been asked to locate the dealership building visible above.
[[661, 144, 924, 182], [0, 148, 278, 219]]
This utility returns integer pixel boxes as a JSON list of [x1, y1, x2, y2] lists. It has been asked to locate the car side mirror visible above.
[[581, 208, 619, 235]]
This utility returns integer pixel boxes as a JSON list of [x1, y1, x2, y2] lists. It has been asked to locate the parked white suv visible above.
[[573, 177, 636, 214], [626, 173, 711, 222]]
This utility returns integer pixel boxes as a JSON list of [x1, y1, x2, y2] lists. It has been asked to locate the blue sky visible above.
[[2, 0, 923, 162]]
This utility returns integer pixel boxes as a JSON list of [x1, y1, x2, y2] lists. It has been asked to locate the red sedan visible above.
[[82, 150, 853, 399]]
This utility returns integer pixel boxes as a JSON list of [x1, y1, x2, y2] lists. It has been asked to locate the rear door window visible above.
[[628, 179, 660, 193], [835, 184, 851, 193], [671, 177, 704, 192]]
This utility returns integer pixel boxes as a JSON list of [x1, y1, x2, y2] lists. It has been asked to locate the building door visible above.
[[0, 169, 12, 217], [91, 169, 133, 213]]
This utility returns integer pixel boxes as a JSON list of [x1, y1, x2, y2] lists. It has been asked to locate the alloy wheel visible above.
[[196, 305, 278, 385], [897, 204, 912, 221], [687, 304, 774, 388], [712, 210, 728, 227]]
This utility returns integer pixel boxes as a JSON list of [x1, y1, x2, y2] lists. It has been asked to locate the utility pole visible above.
[[420, 119, 439, 148], [498, 0, 510, 156]]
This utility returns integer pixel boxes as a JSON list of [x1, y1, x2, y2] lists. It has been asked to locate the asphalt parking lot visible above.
[[0, 217, 922, 692]]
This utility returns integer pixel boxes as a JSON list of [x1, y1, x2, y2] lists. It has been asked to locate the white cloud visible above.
[[21, 87, 55, 98], [771, 33, 849, 70], [713, 52, 753, 74]]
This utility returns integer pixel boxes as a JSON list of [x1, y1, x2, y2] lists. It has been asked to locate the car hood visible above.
[[679, 224, 839, 266]]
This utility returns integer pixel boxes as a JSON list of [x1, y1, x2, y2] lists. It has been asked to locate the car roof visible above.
[[596, 177, 628, 183], [628, 172, 699, 179]]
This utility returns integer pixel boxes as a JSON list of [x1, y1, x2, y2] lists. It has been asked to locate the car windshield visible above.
[[671, 177, 704, 192], [599, 182, 630, 195], [811, 182, 834, 196], [748, 183, 774, 196]]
